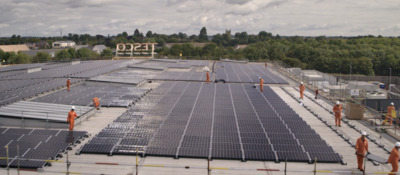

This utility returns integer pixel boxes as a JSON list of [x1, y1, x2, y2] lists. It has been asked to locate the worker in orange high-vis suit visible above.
[[206, 71, 210, 83], [382, 102, 396, 127], [299, 82, 305, 99], [93, 97, 100, 110], [333, 101, 343, 127], [387, 142, 400, 175], [67, 106, 79, 131], [259, 77, 264, 92], [67, 78, 71, 92], [355, 131, 368, 171]]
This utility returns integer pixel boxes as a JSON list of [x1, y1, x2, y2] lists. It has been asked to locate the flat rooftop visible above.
[[0, 59, 399, 175]]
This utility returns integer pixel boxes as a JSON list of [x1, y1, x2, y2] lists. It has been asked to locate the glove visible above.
[[367, 151, 370, 154]]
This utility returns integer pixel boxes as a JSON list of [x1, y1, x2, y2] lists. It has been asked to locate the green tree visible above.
[[101, 48, 114, 57], [121, 31, 128, 38], [4, 52, 17, 64], [258, 31, 272, 41], [33, 52, 51, 63], [0, 49, 5, 64], [76, 48, 92, 60], [169, 44, 182, 56], [55, 49, 71, 61], [9, 52, 31, 64], [181, 43, 195, 57], [134, 29, 143, 37], [283, 57, 307, 69], [198, 27, 208, 42], [353, 57, 374, 76], [146, 31, 153, 38], [202, 43, 217, 57], [68, 48, 76, 58]]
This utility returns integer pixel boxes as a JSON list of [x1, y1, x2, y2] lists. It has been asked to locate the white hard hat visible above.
[[68, 78, 70, 80], [391, 102, 394, 106], [259, 77, 262, 79], [361, 131, 367, 136], [301, 82, 303, 84], [336, 101, 340, 105], [71, 106, 75, 110], [395, 142, 400, 147]]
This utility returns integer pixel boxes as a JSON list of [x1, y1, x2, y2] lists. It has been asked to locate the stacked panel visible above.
[[0, 128, 87, 169], [33, 84, 151, 107]]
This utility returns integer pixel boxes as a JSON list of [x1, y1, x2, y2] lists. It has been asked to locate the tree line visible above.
[[0, 47, 114, 64], [1, 27, 400, 76]]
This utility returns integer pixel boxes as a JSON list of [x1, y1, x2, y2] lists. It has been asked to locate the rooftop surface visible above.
[[0, 59, 399, 175]]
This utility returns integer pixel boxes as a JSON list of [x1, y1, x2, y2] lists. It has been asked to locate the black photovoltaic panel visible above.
[[215, 62, 288, 84], [80, 82, 179, 156], [0, 128, 87, 169], [277, 151, 310, 162], [80, 82, 342, 163], [245, 150, 277, 161], [80, 144, 114, 154]]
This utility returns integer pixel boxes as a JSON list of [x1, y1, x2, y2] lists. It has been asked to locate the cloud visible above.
[[0, 24, 9, 29], [298, 24, 339, 31], [0, 0, 399, 37], [264, 0, 289, 9], [64, 0, 115, 8], [224, 0, 252, 5]]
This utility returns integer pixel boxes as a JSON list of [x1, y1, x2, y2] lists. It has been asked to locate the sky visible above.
[[0, 0, 399, 37]]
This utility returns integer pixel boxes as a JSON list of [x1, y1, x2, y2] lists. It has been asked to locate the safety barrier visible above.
[[2, 153, 399, 175]]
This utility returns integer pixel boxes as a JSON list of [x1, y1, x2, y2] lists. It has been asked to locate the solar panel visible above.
[[0, 128, 87, 169]]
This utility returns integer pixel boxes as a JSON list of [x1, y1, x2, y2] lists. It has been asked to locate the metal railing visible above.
[[0, 148, 398, 175]]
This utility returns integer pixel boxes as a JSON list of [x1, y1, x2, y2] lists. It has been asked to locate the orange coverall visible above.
[[206, 71, 210, 83], [333, 104, 343, 126], [355, 137, 368, 171], [67, 79, 71, 91], [388, 147, 399, 175], [260, 78, 264, 92], [67, 110, 78, 131], [299, 84, 305, 99], [93, 97, 100, 109], [382, 105, 396, 126]]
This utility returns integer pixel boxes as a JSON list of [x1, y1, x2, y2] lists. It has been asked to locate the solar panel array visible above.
[[0, 60, 132, 106], [0, 63, 45, 73], [33, 84, 151, 107], [78, 82, 175, 155], [89, 69, 147, 85], [0, 101, 93, 122], [0, 78, 82, 106], [215, 62, 287, 84], [3, 60, 129, 80], [0, 128, 87, 169], [154, 68, 207, 82], [131, 59, 209, 70], [128, 59, 210, 82], [80, 82, 341, 163]]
